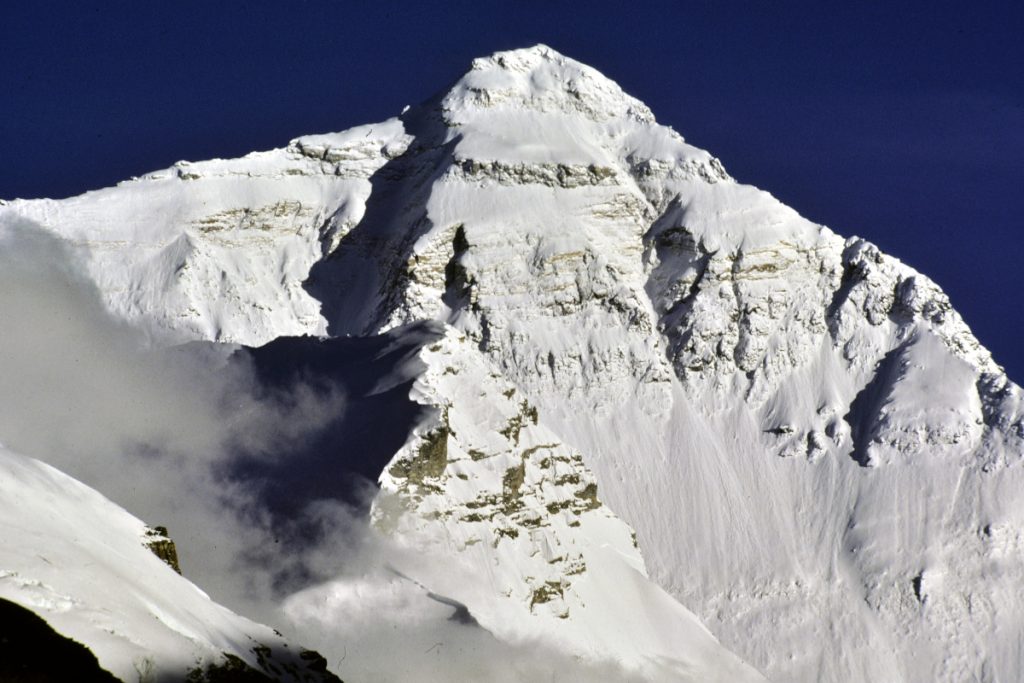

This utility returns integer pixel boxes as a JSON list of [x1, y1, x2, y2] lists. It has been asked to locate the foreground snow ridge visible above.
[[2, 44, 1023, 682], [0, 447, 339, 682]]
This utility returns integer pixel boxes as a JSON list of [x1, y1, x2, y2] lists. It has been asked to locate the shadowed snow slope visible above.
[[2, 45, 1023, 682]]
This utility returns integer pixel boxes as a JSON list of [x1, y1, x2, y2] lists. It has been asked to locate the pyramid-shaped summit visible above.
[[442, 44, 657, 123], [1, 46, 1022, 683]]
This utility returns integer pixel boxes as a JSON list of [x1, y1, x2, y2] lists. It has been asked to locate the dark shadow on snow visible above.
[[227, 321, 444, 518], [303, 94, 459, 337], [0, 598, 119, 683], [844, 342, 906, 467]]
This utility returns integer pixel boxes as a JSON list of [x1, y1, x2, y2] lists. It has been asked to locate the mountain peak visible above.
[[3, 45, 1023, 683], [444, 44, 655, 124]]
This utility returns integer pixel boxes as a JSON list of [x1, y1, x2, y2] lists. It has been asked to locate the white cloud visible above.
[[0, 218, 344, 621], [283, 564, 649, 683]]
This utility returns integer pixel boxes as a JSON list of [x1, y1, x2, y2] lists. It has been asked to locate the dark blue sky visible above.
[[3, 2, 1022, 380]]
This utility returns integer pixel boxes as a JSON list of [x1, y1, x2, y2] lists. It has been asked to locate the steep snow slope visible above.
[[370, 326, 762, 681], [1, 119, 409, 345], [3, 45, 1022, 682], [0, 445, 339, 682]]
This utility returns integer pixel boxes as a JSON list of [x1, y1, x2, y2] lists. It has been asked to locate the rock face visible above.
[[0, 597, 119, 683], [2, 44, 1023, 682], [369, 327, 760, 680], [144, 526, 182, 574]]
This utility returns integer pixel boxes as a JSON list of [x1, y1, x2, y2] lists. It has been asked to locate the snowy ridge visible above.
[[0, 446, 338, 681], [2, 44, 1023, 682], [1, 118, 409, 345]]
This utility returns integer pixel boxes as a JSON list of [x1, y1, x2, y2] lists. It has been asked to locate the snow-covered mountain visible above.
[[2, 45, 1022, 682]]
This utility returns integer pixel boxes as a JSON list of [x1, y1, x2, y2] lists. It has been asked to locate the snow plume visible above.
[[282, 560, 649, 683], [0, 218, 347, 621]]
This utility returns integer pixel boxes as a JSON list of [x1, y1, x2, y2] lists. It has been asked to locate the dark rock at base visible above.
[[185, 654, 274, 682], [186, 647, 344, 683], [0, 598, 120, 683]]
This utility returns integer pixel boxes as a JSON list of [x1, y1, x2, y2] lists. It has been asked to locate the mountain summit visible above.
[[2, 45, 1022, 682]]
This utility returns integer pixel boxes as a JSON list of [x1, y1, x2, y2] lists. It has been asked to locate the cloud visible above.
[[0, 217, 346, 622], [282, 563, 650, 683]]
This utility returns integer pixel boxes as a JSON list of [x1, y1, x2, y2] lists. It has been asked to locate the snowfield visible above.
[[1, 45, 1022, 682]]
